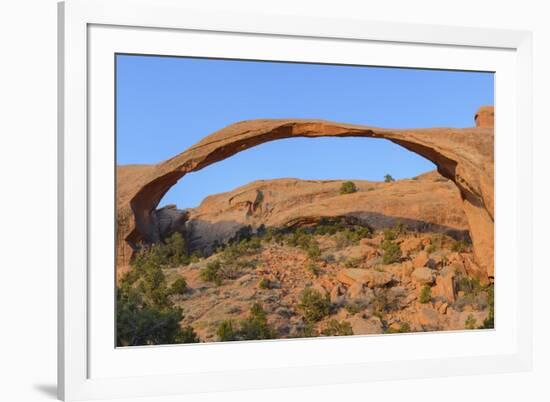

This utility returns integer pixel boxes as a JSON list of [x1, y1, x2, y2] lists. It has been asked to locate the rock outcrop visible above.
[[184, 171, 468, 254], [116, 106, 494, 280]]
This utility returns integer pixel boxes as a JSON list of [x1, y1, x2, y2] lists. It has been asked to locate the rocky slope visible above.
[[161, 225, 492, 342]]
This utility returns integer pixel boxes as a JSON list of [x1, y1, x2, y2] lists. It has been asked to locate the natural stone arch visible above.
[[116, 106, 494, 280]]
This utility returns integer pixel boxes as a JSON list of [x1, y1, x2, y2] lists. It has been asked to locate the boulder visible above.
[[432, 265, 456, 302], [411, 267, 435, 285], [347, 283, 374, 305], [400, 261, 415, 282], [348, 315, 383, 335], [329, 284, 346, 306], [400, 237, 423, 256], [336, 268, 393, 289], [413, 251, 430, 268], [415, 307, 443, 330]]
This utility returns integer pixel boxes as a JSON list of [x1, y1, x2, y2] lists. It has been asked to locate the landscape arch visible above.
[[116, 106, 494, 280]]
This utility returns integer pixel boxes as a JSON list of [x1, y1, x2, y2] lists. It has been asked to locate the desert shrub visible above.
[[306, 242, 321, 260], [176, 326, 200, 343], [298, 287, 331, 323], [453, 274, 490, 312], [342, 227, 371, 244], [239, 303, 275, 340], [285, 229, 321, 260], [381, 240, 402, 264], [306, 262, 321, 277], [216, 304, 275, 341], [132, 232, 190, 268], [451, 239, 470, 253], [168, 277, 188, 295], [117, 298, 186, 346], [200, 260, 223, 286], [295, 322, 318, 338], [426, 233, 445, 253], [163, 232, 189, 266], [385, 322, 411, 334], [419, 285, 432, 304], [393, 221, 407, 236], [344, 257, 362, 268], [261, 226, 285, 243], [478, 283, 494, 329], [344, 301, 366, 315], [334, 226, 371, 248], [229, 225, 254, 244], [455, 274, 483, 296], [321, 320, 353, 336], [371, 290, 390, 318], [384, 174, 395, 183], [258, 278, 271, 289], [465, 314, 477, 329], [285, 228, 313, 248], [116, 258, 199, 346], [320, 254, 336, 264], [189, 250, 203, 263], [222, 237, 262, 263], [217, 320, 238, 342], [383, 228, 398, 241], [340, 181, 358, 194]]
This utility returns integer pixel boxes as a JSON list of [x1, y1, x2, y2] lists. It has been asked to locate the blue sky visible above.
[[116, 55, 493, 208]]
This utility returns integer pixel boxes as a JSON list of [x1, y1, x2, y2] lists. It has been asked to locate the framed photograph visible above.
[[58, 0, 533, 400]]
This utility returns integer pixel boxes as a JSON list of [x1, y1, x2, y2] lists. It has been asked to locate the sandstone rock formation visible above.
[[184, 171, 468, 254], [116, 106, 494, 280]]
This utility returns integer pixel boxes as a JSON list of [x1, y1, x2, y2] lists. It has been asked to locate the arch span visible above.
[[116, 107, 494, 280]]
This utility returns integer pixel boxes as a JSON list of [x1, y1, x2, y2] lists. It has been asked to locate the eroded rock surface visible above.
[[185, 171, 468, 254]]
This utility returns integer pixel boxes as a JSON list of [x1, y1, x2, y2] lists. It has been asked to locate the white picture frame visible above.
[[58, 0, 533, 400]]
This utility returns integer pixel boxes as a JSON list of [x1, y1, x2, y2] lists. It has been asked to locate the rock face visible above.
[[116, 106, 494, 280], [185, 171, 468, 254]]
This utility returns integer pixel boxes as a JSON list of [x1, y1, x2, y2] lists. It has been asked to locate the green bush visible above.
[[164, 232, 189, 266], [176, 326, 200, 343], [451, 239, 470, 253], [340, 181, 358, 194], [465, 314, 477, 329], [385, 322, 411, 334], [295, 322, 318, 338], [239, 303, 275, 340], [285, 228, 322, 260], [383, 228, 398, 241], [426, 233, 444, 253], [116, 257, 200, 346], [132, 232, 190, 268], [169, 277, 188, 295], [298, 287, 331, 323], [216, 303, 275, 341], [217, 320, 238, 341], [455, 274, 483, 296], [344, 257, 362, 268], [344, 301, 366, 315], [321, 320, 353, 336], [258, 278, 271, 289], [306, 262, 321, 277], [419, 285, 432, 304], [222, 237, 262, 263], [200, 260, 223, 286], [381, 240, 402, 264], [479, 283, 494, 329], [371, 290, 390, 318], [384, 174, 395, 183], [306, 242, 321, 260]]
